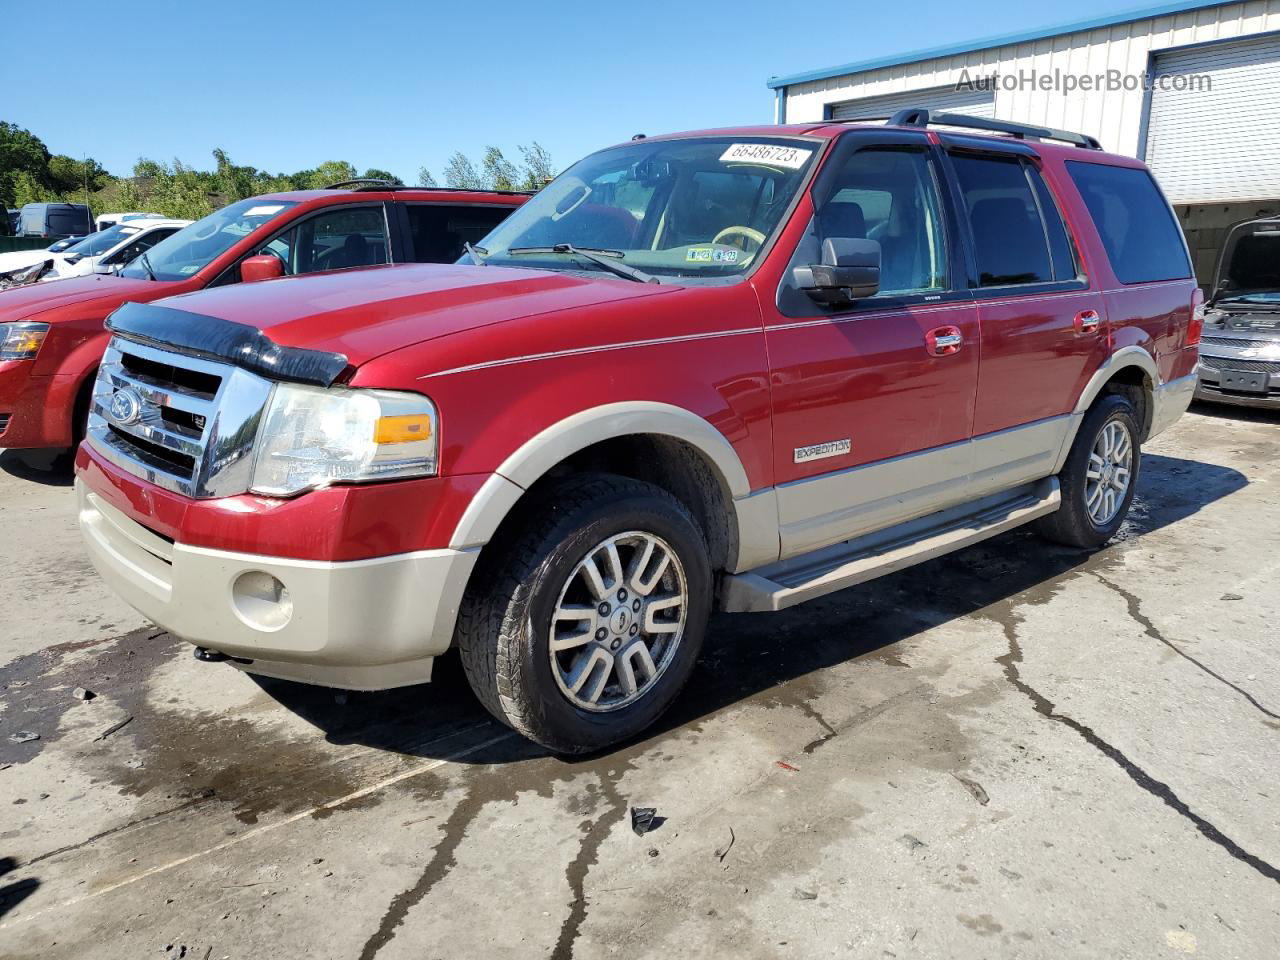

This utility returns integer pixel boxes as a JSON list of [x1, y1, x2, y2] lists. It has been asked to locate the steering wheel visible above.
[[712, 225, 767, 250]]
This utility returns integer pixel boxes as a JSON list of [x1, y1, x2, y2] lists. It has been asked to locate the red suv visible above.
[[0, 185, 526, 449], [75, 113, 1200, 753]]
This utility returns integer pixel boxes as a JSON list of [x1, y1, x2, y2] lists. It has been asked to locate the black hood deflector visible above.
[[106, 301, 349, 387]]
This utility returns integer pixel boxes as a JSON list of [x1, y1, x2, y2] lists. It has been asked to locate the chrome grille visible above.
[[0, 413, 10, 436], [1201, 335, 1275, 349], [86, 337, 274, 498], [1199, 356, 1280, 374]]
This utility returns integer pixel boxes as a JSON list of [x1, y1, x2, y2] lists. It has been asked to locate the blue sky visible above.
[[3, 0, 1140, 182]]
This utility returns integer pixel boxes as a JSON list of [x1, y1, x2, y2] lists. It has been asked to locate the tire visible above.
[[456, 473, 712, 754], [1035, 393, 1141, 548]]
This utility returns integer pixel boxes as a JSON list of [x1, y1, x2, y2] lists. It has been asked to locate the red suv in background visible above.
[[0, 186, 527, 450], [76, 113, 1200, 753]]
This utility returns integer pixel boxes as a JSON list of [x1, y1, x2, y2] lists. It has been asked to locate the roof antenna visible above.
[[631, 133, 646, 141]]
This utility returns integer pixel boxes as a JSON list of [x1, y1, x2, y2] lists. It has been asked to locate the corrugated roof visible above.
[[767, 0, 1234, 89]]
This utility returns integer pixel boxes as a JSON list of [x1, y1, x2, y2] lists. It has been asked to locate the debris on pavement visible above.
[[8, 731, 40, 744], [1221, 592, 1243, 601], [898, 834, 927, 853], [793, 888, 818, 900], [714, 826, 736, 863], [72, 687, 96, 701], [953, 774, 990, 806], [647, 847, 660, 858], [776, 760, 799, 772], [630, 806, 663, 836], [94, 716, 133, 741]]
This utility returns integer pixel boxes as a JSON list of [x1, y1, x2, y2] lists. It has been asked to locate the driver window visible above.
[[107, 228, 178, 265], [247, 206, 389, 278], [816, 149, 947, 296]]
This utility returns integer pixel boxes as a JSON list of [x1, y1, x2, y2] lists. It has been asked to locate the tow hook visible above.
[[193, 646, 254, 665]]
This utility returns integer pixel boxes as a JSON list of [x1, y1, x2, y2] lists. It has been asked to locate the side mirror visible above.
[[92, 262, 119, 275], [242, 254, 285, 283], [794, 237, 880, 305]]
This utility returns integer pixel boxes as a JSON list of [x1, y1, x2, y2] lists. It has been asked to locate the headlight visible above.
[[4, 260, 53, 285], [0, 322, 50, 361], [250, 383, 438, 496]]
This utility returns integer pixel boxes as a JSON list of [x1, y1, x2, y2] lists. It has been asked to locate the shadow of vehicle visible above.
[[253, 451, 1248, 764], [0, 857, 39, 920], [1188, 399, 1280, 424], [0, 448, 75, 486]]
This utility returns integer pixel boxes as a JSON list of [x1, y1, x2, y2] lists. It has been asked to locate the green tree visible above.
[[361, 168, 403, 186], [0, 122, 51, 206], [308, 161, 358, 189], [517, 142, 555, 190], [443, 152, 484, 190], [482, 147, 519, 192], [133, 158, 164, 179], [417, 167, 438, 188]]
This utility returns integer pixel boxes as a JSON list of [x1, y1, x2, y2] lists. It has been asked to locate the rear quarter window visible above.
[[1066, 162, 1191, 285]]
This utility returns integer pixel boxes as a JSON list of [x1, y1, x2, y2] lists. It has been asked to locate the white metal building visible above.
[[768, 0, 1280, 282]]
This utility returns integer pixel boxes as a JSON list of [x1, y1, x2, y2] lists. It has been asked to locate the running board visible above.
[[721, 478, 1060, 613]]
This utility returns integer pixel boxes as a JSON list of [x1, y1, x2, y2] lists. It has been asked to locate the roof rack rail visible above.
[[886, 109, 1103, 150], [323, 179, 536, 196], [324, 178, 402, 190]]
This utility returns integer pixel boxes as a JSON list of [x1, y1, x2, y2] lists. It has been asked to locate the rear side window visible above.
[[951, 153, 1079, 287], [1066, 162, 1191, 285], [404, 204, 515, 263]]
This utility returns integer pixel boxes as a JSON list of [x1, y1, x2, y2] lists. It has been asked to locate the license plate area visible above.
[[1219, 369, 1269, 393]]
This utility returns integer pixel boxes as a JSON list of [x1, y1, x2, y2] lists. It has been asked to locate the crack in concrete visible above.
[[992, 606, 1280, 885], [550, 771, 629, 960], [356, 785, 486, 960], [22, 795, 217, 868], [1093, 572, 1280, 723]]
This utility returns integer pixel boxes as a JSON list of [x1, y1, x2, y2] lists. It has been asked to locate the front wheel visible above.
[[1036, 393, 1140, 548], [456, 474, 711, 754]]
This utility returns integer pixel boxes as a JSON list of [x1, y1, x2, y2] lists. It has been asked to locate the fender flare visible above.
[[1052, 347, 1160, 473], [449, 401, 753, 550], [1072, 346, 1158, 416]]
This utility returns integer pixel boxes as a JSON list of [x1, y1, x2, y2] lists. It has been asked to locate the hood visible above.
[[0, 272, 163, 320], [158, 262, 678, 367], [1210, 216, 1280, 304]]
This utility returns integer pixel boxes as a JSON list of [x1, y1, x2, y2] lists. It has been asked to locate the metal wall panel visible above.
[[828, 85, 995, 120], [1146, 33, 1280, 202], [782, 0, 1280, 176]]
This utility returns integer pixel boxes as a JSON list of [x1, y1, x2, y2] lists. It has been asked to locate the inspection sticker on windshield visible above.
[[720, 143, 813, 170], [243, 205, 285, 218], [686, 247, 739, 263]]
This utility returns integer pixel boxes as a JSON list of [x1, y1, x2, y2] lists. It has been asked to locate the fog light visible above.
[[231, 571, 293, 631]]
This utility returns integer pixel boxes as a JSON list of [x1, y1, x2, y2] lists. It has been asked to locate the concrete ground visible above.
[[1, 405, 1277, 960]]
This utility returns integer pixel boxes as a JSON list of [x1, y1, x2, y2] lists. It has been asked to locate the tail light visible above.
[[1187, 288, 1205, 347]]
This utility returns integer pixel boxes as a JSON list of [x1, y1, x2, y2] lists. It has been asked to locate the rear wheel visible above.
[[456, 474, 711, 754], [1036, 393, 1140, 548]]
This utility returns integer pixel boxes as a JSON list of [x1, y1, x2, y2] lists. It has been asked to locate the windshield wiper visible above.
[[507, 243, 658, 284], [463, 241, 488, 265], [137, 252, 157, 281]]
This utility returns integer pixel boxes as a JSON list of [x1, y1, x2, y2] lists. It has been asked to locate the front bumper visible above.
[[0, 360, 78, 448], [1194, 358, 1280, 409], [77, 480, 479, 690]]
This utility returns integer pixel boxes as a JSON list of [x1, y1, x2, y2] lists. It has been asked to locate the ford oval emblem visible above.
[[109, 387, 144, 426]]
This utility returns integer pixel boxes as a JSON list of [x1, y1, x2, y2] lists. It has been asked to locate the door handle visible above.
[[1075, 309, 1101, 334], [926, 326, 963, 356]]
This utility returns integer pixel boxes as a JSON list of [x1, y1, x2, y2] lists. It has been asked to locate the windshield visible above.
[[66, 224, 141, 257], [120, 198, 298, 281], [473, 137, 818, 279]]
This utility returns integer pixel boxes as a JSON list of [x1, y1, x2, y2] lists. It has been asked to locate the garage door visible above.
[[828, 85, 995, 121], [1146, 34, 1280, 204]]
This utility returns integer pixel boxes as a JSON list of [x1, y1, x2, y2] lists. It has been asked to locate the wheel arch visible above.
[[449, 402, 775, 574]]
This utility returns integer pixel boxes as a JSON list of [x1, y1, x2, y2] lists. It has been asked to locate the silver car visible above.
[[1196, 216, 1280, 410]]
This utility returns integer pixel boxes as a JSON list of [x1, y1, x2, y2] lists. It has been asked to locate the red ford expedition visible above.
[[0, 185, 526, 450], [75, 112, 1200, 753]]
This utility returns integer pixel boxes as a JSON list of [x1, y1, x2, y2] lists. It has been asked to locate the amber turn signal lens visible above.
[[373, 413, 433, 444]]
